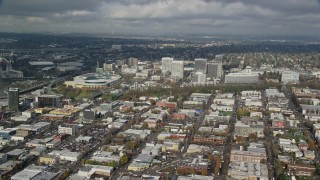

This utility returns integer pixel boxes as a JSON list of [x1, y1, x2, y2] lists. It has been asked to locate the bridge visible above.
[[0, 77, 36, 81]]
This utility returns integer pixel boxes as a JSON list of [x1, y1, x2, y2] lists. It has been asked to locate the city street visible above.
[[220, 94, 239, 178]]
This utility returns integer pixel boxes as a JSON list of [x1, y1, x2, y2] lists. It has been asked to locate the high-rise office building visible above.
[[207, 61, 223, 79], [192, 72, 206, 85], [103, 63, 113, 71], [127, 57, 139, 66], [194, 58, 207, 74], [161, 57, 174, 76], [116, 60, 125, 66], [215, 54, 223, 62], [171, 61, 184, 79], [8, 88, 19, 111]]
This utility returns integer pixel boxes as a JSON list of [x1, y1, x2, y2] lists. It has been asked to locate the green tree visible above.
[[120, 155, 129, 165], [125, 140, 139, 150], [275, 160, 285, 178], [101, 94, 112, 101], [142, 122, 148, 129], [108, 161, 118, 167], [237, 108, 251, 119], [277, 171, 291, 180]]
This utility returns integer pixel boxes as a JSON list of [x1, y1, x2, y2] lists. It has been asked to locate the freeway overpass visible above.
[[0, 77, 68, 99], [0, 82, 50, 100], [0, 71, 91, 100]]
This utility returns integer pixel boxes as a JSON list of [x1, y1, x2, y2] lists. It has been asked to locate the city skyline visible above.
[[0, 0, 320, 37]]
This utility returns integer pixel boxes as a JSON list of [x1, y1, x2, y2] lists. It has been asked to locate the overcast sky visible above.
[[0, 0, 320, 37]]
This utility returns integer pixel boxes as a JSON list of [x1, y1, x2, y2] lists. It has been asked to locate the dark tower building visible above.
[[8, 88, 19, 111]]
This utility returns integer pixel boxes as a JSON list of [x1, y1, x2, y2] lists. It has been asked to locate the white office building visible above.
[[121, 65, 137, 75], [281, 71, 299, 84], [225, 66, 259, 84], [171, 61, 184, 79], [161, 57, 173, 76], [192, 72, 206, 85]]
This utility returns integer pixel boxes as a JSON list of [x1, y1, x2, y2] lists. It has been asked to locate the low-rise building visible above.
[[156, 101, 177, 109], [6, 149, 28, 160], [46, 140, 61, 149], [313, 123, 320, 140], [161, 140, 181, 152], [304, 150, 315, 160], [39, 155, 58, 165], [183, 101, 204, 109], [287, 163, 315, 177], [177, 175, 214, 180], [48, 150, 82, 162], [75, 165, 114, 178], [171, 113, 188, 120], [127, 161, 150, 172], [281, 144, 300, 153], [0, 153, 7, 164], [143, 119, 159, 129], [228, 162, 268, 180], [186, 144, 211, 155], [75, 136, 93, 143], [193, 135, 225, 145], [0, 128, 16, 140], [30, 147, 47, 156], [179, 157, 209, 173], [58, 123, 77, 136], [16, 122, 51, 134], [141, 144, 162, 156], [234, 122, 264, 138], [108, 121, 125, 129], [11, 165, 60, 180], [90, 151, 120, 164], [128, 154, 154, 172], [122, 129, 151, 141], [230, 150, 267, 163], [0, 160, 20, 172], [211, 105, 233, 112], [213, 98, 235, 106]]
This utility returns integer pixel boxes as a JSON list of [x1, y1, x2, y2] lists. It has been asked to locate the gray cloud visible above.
[[0, 0, 319, 36]]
